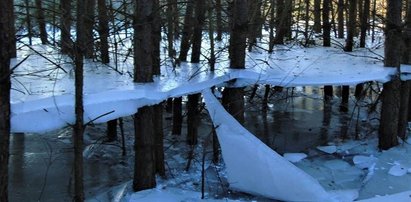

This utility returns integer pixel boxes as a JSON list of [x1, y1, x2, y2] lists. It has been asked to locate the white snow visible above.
[[283, 152, 308, 163], [356, 190, 411, 202], [317, 145, 338, 154], [10, 45, 396, 133], [203, 89, 335, 201], [388, 165, 408, 177], [353, 155, 378, 169]]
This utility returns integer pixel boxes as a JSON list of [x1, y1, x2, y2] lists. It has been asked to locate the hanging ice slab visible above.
[[202, 89, 333, 201]]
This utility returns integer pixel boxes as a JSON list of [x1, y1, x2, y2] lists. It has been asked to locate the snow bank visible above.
[[11, 46, 396, 133], [202, 89, 332, 201]]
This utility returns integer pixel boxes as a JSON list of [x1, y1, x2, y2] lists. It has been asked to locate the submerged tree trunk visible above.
[[106, 119, 117, 142], [172, 97, 183, 135], [153, 103, 165, 177], [379, 0, 402, 150], [35, 0, 48, 44], [0, 1, 13, 201], [133, 0, 156, 191], [187, 94, 200, 145]]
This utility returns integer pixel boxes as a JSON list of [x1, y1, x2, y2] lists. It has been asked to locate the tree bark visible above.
[[133, 106, 156, 191], [152, 0, 161, 75], [61, 0, 72, 54], [187, 94, 200, 145], [24, 0, 33, 45], [133, 0, 156, 191], [179, 0, 195, 62], [35, 0, 48, 44], [84, 0, 96, 59], [106, 119, 117, 142], [337, 0, 344, 38], [225, 0, 248, 124], [379, 0, 402, 150], [314, 0, 322, 33], [191, 0, 206, 63], [172, 97, 183, 135], [0, 1, 13, 201], [97, 0, 110, 63], [153, 103, 165, 177], [166, 0, 177, 58], [73, 0, 86, 201], [216, 0, 223, 41], [323, 0, 331, 46], [345, 0, 357, 51]]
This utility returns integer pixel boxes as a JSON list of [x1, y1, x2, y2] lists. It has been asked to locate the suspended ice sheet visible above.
[[202, 89, 333, 201]]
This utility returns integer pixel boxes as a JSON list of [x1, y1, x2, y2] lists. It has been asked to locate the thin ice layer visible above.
[[202, 89, 331, 201]]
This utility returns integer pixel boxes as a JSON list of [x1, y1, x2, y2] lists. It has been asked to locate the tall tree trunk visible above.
[[61, 0, 72, 54], [274, 0, 286, 44], [0, 1, 13, 201], [35, 0, 48, 44], [152, 0, 161, 75], [153, 103, 165, 177], [97, 0, 110, 63], [360, 0, 370, 47], [84, 0, 96, 59], [379, 0, 402, 150], [216, 0, 223, 41], [345, 0, 357, 51], [399, 0, 411, 140], [74, 0, 86, 200], [248, 0, 262, 51], [225, 0, 248, 124], [191, 0, 206, 63], [337, 0, 344, 38], [166, 0, 177, 58], [179, 0, 195, 62], [25, 0, 33, 45], [151, 0, 164, 177], [314, 0, 322, 33], [268, 0, 275, 52], [133, 0, 156, 191], [323, 0, 331, 46]]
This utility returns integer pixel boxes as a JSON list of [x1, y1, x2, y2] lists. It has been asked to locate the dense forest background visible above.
[[1, 0, 411, 201]]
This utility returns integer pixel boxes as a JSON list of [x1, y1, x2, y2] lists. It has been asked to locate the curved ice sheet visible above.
[[202, 89, 332, 201]]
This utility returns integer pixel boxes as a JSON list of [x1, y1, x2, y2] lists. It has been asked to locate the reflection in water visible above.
[[245, 86, 362, 154]]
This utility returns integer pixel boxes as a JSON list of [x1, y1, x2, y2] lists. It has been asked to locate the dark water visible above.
[[8, 86, 376, 201]]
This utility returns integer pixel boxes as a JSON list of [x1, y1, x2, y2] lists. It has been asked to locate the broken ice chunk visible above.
[[283, 153, 308, 163], [388, 165, 407, 176], [317, 145, 337, 154], [353, 155, 378, 169]]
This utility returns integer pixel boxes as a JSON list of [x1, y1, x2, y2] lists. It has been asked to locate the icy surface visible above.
[[388, 164, 408, 177], [353, 155, 378, 169], [317, 145, 337, 154], [202, 89, 332, 201], [283, 153, 308, 163], [11, 45, 396, 133]]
